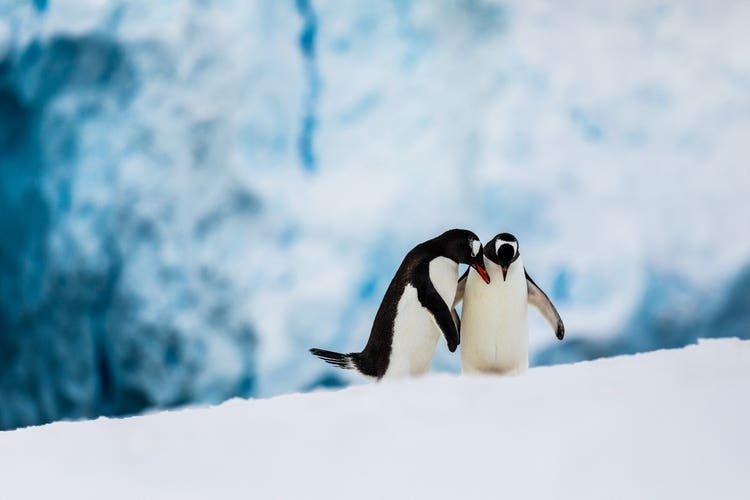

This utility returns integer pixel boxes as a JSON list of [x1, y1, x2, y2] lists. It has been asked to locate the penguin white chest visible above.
[[461, 258, 529, 374], [384, 257, 457, 378], [427, 256, 459, 305]]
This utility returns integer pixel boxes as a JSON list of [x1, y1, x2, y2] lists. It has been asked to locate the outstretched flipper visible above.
[[416, 279, 460, 352], [525, 269, 565, 340]]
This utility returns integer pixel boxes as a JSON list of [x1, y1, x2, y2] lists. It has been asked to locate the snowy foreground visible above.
[[1, 339, 748, 500]]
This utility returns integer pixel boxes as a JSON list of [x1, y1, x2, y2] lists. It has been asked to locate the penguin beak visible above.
[[472, 255, 491, 284], [501, 266, 508, 281]]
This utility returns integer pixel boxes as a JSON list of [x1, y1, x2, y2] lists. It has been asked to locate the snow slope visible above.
[[0, 338, 747, 500]]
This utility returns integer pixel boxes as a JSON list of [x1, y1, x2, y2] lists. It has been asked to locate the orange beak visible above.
[[472, 256, 491, 284]]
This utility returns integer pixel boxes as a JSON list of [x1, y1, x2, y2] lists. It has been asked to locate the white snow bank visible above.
[[1, 338, 748, 500]]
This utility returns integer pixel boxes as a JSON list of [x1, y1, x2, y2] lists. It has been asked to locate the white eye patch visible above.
[[471, 240, 481, 257], [495, 239, 518, 255]]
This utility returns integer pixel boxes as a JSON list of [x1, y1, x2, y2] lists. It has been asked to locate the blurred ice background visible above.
[[1, 0, 749, 430]]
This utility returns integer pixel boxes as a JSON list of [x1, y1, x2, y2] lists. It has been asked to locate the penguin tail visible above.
[[309, 348, 357, 370]]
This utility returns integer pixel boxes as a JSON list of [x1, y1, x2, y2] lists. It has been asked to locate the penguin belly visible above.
[[383, 257, 458, 378], [460, 259, 529, 374]]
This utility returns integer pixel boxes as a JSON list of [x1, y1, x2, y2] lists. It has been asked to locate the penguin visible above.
[[456, 232, 564, 375], [310, 229, 491, 379]]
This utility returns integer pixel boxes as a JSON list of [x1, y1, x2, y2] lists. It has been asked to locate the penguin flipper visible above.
[[450, 269, 468, 336], [416, 280, 460, 352], [525, 269, 565, 340], [451, 307, 461, 337], [452, 268, 469, 309]]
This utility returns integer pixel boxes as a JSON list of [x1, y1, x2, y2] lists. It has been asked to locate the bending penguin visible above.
[[456, 232, 564, 375], [310, 229, 491, 379]]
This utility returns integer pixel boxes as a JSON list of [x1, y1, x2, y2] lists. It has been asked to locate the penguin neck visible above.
[[486, 256, 524, 286], [413, 239, 456, 262]]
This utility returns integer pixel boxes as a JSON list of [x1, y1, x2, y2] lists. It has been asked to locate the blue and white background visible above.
[[1, 0, 749, 430]]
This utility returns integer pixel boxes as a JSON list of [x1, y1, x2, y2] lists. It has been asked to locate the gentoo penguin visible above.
[[310, 229, 491, 379], [457, 232, 564, 374]]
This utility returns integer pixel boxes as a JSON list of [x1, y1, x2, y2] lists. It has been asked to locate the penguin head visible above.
[[438, 229, 491, 284], [486, 232, 519, 281]]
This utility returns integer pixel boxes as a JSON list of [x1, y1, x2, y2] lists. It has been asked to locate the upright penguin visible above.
[[457, 232, 564, 374], [311, 229, 491, 379]]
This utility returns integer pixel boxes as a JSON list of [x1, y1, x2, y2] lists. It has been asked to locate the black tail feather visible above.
[[310, 348, 356, 370]]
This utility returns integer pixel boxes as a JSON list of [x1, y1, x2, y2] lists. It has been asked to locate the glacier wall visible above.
[[1, 0, 749, 429]]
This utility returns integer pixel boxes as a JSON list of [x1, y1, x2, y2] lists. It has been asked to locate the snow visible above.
[[1, 338, 748, 499]]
